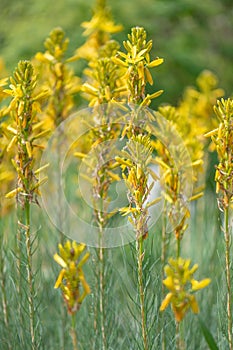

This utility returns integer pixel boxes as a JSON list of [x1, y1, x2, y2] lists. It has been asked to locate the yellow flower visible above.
[[160, 257, 211, 322], [113, 27, 163, 105], [75, 0, 122, 61], [54, 240, 90, 314], [207, 98, 233, 209]]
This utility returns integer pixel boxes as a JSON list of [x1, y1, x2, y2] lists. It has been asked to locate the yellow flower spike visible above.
[[208, 98, 233, 210], [54, 240, 90, 315], [5, 60, 49, 210], [114, 26, 163, 105], [160, 257, 211, 321]]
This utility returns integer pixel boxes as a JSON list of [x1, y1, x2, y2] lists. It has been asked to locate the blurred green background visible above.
[[0, 0, 232, 105]]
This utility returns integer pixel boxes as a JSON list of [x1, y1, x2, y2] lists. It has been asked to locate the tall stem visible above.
[[98, 201, 106, 350], [0, 225, 11, 349], [224, 206, 232, 350], [70, 314, 78, 350], [175, 230, 182, 349], [161, 203, 167, 350], [24, 199, 36, 349], [176, 236, 181, 259], [136, 236, 148, 350], [16, 201, 23, 332], [99, 245, 106, 350], [176, 322, 181, 350]]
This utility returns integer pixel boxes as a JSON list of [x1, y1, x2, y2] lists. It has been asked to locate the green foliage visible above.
[[198, 316, 219, 350]]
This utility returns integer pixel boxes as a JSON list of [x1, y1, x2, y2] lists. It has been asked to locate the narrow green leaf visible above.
[[198, 316, 219, 350]]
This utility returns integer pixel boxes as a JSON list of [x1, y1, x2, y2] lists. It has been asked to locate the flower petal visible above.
[[191, 278, 211, 291], [53, 253, 67, 268], [163, 276, 174, 290], [189, 295, 199, 314], [54, 269, 65, 289], [160, 292, 173, 311]]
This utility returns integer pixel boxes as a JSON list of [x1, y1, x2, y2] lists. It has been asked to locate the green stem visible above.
[[16, 198, 24, 344], [161, 202, 167, 350], [176, 321, 185, 350], [92, 163, 108, 349], [136, 236, 148, 350], [224, 206, 232, 350], [97, 200, 106, 350], [95, 147, 107, 350], [99, 243, 106, 350], [176, 321, 181, 350], [175, 231, 183, 350], [176, 237, 181, 259], [24, 199, 36, 350], [70, 314, 78, 350], [0, 227, 11, 350], [0, 258, 9, 326]]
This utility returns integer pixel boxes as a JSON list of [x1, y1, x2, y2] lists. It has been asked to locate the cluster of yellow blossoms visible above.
[[160, 257, 211, 322], [54, 240, 90, 315]]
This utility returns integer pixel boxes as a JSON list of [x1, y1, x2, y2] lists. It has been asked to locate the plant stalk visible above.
[[136, 236, 148, 350], [70, 314, 78, 350], [0, 237, 12, 350], [24, 199, 36, 350], [224, 206, 232, 350], [161, 203, 167, 350], [176, 321, 181, 350], [98, 204, 106, 350], [176, 236, 181, 259]]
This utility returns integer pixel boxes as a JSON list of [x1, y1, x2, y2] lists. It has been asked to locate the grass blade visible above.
[[198, 316, 219, 350]]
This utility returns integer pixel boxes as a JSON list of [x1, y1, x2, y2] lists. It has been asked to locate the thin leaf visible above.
[[198, 316, 219, 350]]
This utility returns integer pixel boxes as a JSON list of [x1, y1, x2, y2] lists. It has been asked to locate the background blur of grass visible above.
[[0, 1, 233, 349], [0, 0, 232, 104]]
